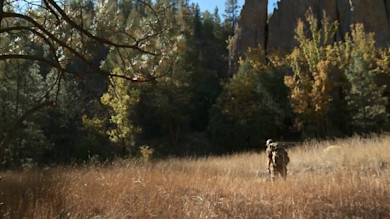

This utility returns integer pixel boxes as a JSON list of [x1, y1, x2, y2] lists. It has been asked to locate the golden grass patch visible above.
[[1, 135, 389, 218]]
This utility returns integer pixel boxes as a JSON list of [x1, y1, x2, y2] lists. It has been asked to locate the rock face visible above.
[[267, 0, 321, 53], [349, 0, 390, 46], [268, 0, 390, 53], [228, 0, 267, 75], [229, 0, 390, 74]]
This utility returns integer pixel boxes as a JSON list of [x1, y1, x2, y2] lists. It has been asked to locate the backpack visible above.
[[271, 147, 289, 167]]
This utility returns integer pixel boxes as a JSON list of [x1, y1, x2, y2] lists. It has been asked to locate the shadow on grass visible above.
[[0, 170, 67, 218]]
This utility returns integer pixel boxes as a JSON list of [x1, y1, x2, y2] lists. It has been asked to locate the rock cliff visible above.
[[268, 0, 322, 53], [228, 0, 268, 75], [229, 0, 390, 74]]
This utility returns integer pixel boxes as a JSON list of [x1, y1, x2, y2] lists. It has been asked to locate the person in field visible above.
[[266, 139, 289, 180]]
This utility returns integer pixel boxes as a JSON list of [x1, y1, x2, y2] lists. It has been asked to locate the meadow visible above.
[[1, 135, 389, 218]]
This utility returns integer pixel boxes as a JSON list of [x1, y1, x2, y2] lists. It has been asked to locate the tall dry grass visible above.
[[1, 135, 389, 218]]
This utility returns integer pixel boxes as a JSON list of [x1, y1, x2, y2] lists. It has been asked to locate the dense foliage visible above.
[[0, 1, 389, 167]]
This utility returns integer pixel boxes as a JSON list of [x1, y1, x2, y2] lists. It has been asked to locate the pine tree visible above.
[[192, 4, 202, 40], [345, 56, 388, 133], [331, 23, 390, 135], [0, 60, 53, 166], [208, 55, 287, 152], [223, 0, 239, 32]]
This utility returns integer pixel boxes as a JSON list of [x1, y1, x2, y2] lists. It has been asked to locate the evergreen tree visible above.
[[345, 56, 388, 133], [212, 7, 223, 43], [208, 54, 287, 152], [331, 23, 390, 135], [134, 75, 192, 149], [223, 0, 239, 32], [0, 60, 53, 167], [192, 4, 202, 40]]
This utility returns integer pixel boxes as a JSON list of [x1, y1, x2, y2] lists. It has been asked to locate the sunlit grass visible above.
[[1, 135, 389, 218]]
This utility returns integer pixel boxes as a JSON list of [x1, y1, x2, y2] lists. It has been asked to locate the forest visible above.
[[1, 0, 390, 168]]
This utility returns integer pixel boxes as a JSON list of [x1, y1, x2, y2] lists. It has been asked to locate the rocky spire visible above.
[[228, 0, 390, 76], [228, 0, 268, 76]]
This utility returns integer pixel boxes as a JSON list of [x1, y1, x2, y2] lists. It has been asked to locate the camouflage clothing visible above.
[[266, 142, 289, 179]]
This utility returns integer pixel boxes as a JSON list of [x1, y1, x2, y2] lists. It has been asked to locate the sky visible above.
[[190, 0, 279, 15]]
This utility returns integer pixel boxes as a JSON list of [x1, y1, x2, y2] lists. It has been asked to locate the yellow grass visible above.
[[1, 135, 390, 218]]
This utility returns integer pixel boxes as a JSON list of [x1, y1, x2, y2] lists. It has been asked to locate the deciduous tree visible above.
[[284, 10, 337, 137], [83, 68, 141, 156]]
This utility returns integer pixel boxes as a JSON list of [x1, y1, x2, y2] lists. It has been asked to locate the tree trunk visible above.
[[169, 125, 180, 147], [0, 0, 4, 22]]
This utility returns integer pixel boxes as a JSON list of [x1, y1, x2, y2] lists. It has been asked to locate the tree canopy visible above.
[[1, 2, 389, 167]]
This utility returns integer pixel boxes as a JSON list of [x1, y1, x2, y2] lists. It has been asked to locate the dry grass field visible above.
[[1, 135, 389, 218]]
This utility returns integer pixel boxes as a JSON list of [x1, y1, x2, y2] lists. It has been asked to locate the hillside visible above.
[[1, 135, 389, 218]]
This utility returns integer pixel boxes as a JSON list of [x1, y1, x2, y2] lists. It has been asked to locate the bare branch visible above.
[[2, 12, 107, 75], [1, 12, 167, 82]]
